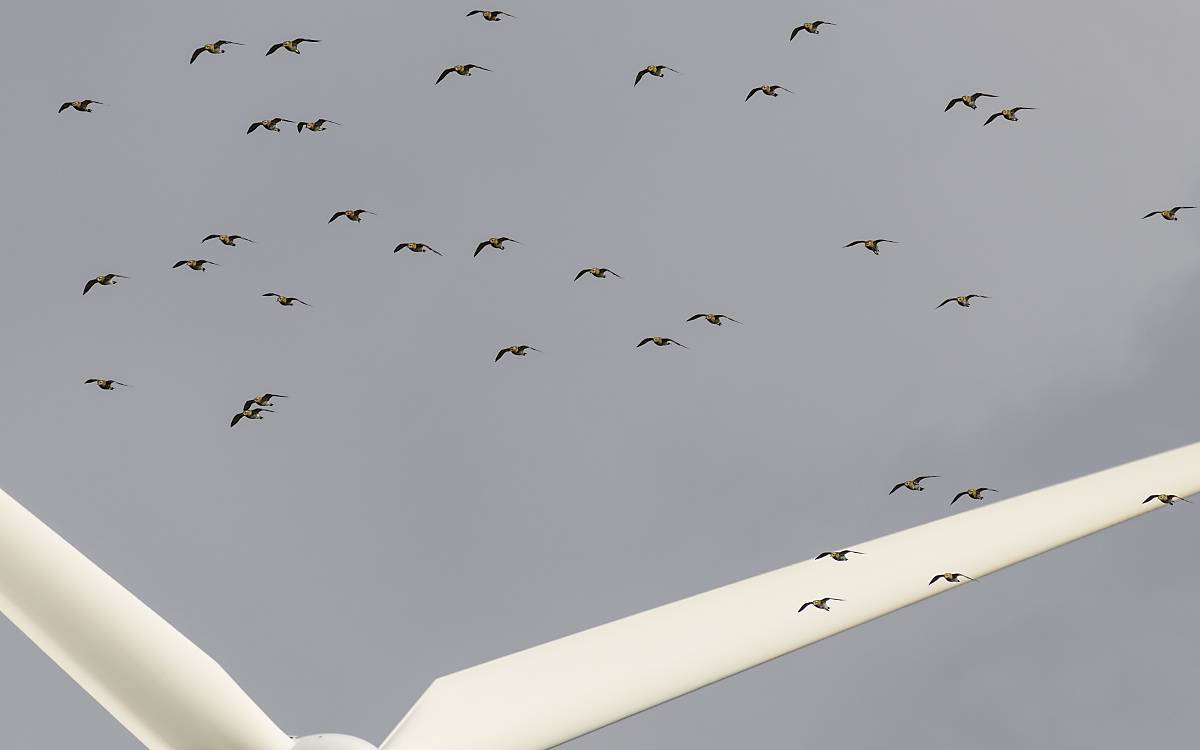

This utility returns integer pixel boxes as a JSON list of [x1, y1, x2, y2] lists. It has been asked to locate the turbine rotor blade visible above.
[[0, 488, 292, 750], [379, 441, 1200, 750]]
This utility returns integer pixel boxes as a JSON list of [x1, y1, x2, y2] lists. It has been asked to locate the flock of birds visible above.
[[55, 10, 1194, 616]]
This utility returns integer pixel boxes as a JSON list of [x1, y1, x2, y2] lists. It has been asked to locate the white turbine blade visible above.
[[381, 441, 1200, 750], [0, 488, 293, 750]]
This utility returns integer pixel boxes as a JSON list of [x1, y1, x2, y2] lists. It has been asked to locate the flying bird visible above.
[[951, 487, 997, 505], [266, 38, 320, 56], [945, 92, 996, 111], [202, 234, 253, 246], [296, 119, 341, 132], [436, 64, 491, 84], [394, 242, 442, 256], [58, 100, 103, 113], [84, 378, 128, 391], [1142, 206, 1196, 221], [574, 267, 621, 280], [929, 573, 975, 585], [82, 274, 127, 295], [190, 40, 242, 64], [746, 84, 793, 101], [467, 10, 516, 21], [231, 407, 274, 427], [496, 345, 540, 362], [1143, 493, 1192, 505], [790, 21, 834, 39], [797, 597, 844, 613], [890, 475, 939, 495], [983, 107, 1036, 126], [172, 259, 219, 271], [247, 118, 293, 133], [262, 293, 310, 307], [247, 394, 287, 407], [815, 550, 863, 562], [329, 209, 375, 223], [637, 337, 687, 348], [474, 237, 519, 256], [686, 313, 741, 326], [635, 65, 681, 86], [937, 294, 989, 309], [844, 238, 896, 255]]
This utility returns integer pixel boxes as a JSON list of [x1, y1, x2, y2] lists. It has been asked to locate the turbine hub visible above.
[[289, 734, 378, 750]]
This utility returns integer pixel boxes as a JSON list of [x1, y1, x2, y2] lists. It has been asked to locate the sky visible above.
[[1, 1, 1198, 748]]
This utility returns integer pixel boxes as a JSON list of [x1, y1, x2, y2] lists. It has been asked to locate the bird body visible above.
[[436, 64, 491, 84], [395, 242, 442, 256], [190, 40, 242, 64], [474, 237, 518, 256], [929, 573, 975, 585], [82, 274, 127, 295], [790, 21, 834, 39], [248, 393, 287, 407], [746, 85, 793, 101], [983, 107, 1035, 125], [266, 38, 319, 56], [951, 487, 997, 505], [297, 118, 341, 132], [467, 10, 515, 21], [496, 345, 540, 361], [247, 118, 293, 133], [1143, 493, 1191, 505], [59, 100, 103, 113], [797, 597, 843, 612], [202, 234, 252, 246], [945, 92, 996, 111], [574, 267, 621, 280], [231, 407, 273, 427], [686, 313, 741, 326], [936, 294, 989, 308], [1142, 206, 1196, 221], [844, 238, 896, 255], [172, 259, 218, 271], [635, 65, 680, 86], [262, 293, 310, 307], [637, 337, 686, 348], [84, 378, 128, 390], [890, 475, 938, 494], [815, 550, 863, 562], [329, 209, 375, 223]]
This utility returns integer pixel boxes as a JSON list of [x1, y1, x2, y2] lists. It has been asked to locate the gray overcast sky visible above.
[[2, 1, 1198, 748]]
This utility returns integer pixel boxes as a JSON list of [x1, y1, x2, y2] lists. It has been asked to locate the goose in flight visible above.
[[231, 406, 273, 427], [436, 64, 491, 84], [1142, 206, 1196, 221], [83, 274, 127, 295], [1143, 493, 1191, 505], [945, 92, 996, 111], [467, 10, 516, 21], [475, 237, 519, 256], [496, 345, 540, 362], [929, 573, 975, 585], [329, 209, 375, 223], [951, 487, 997, 505], [815, 550, 863, 562], [844, 238, 896, 255], [394, 242, 442, 256], [983, 107, 1036, 126], [247, 394, 287, 407], [746, 84, 793, 101], [686, 313, 741, 326], [637, 337, 687, 349], [247, 118, 293, 133], [190, 40, 242, 64], [890, 475, 938, 494], [797, 597, 844, 612], [790, 21, 834, 39], [266, 38, 320, 56], [297, 118, 341, 132], [202, 234, 253, 246], [635, 65, 681, 86], [262, 293, 310, 307], [937, 294, 989, 308], [172, 259, 219, 271], [574, 267, 621, 280], [84, 378, 129, 391], [59, 100, 103, 113]]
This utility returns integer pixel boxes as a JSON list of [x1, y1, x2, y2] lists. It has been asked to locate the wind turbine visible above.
[[2, 440, 1197, 750]]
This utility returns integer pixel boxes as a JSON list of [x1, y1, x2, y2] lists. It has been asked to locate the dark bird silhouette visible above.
[[231, 407, 273, 427], [248, 118, 293, 133], [951, 487, 997, 505], [945, 92, 996, 111], [574, 267, 621, 280], [266, 38, 320, 56], [790, 21, 834, 39], [247, 394, 287, 407], [635, 65, 681, 86], [815, 550, 863, 562], [984, 107, 1035, 126], [496, 345, 540, 362], [202, 234, 253, 246], [296, 118, 341, 132], [746, 84, 793, 101], [929, 573, 975, 585], [262, 293, 310, 307], [59, 100, 103, 113], [890, 475, 938, 494], [1142, 206, 1196, 221], [394, 242, 442, 256], [190, 40, 242, 64], [797, 597, 844, 612], [84, 378, 128, 391], [172, 259, 219, 271], [844, 238, 896, 255], [937, 294, 989, 308], [474, 237, 519, 256], [436, 64, 491, 84], [467, 10, 516, 21], [83, 274, 128, 295], [637, 337, 687, 348], [686, 313, 741, 326], [1143, 493, 1192, 505], [329, 209, 375, 223]]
